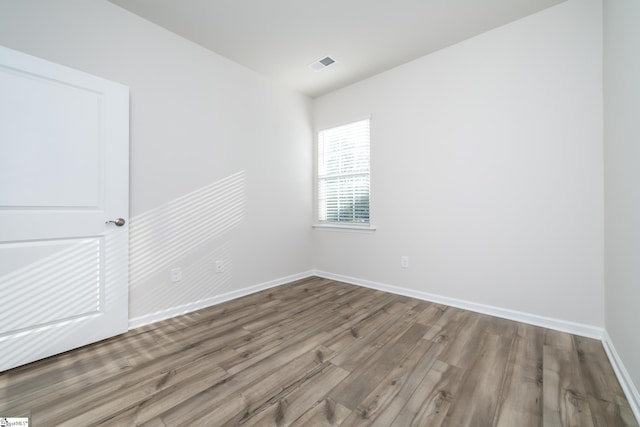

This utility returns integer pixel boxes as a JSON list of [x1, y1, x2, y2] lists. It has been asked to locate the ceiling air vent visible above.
[[308, 56, 335, 71]]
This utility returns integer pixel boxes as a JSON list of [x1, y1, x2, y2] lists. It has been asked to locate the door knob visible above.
[[106, 218, 126, 227]]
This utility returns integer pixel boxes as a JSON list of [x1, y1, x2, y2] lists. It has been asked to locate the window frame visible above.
[[313, 117, 376, 232]]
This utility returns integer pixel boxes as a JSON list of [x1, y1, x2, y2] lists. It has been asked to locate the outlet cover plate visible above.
[[401, 256, 409, 268], [215, 260, 224, 273]]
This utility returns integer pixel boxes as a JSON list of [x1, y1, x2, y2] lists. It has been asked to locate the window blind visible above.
[[318, 119, 370, 224]]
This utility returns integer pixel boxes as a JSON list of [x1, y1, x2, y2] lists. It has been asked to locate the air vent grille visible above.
[[308, 56, 336, 71]]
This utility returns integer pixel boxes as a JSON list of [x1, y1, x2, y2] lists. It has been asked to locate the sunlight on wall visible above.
[[132, 240, 233, 320], [128, 171, 247, 319], [129, 170, 247, 285], [0, 171, 247, 372]]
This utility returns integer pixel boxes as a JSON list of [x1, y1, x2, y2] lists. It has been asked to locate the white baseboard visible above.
[[130, 269, 603, 339], [312, 270, 604, 340], [128, 270, 314, 330], [602, 330, 640, 423]]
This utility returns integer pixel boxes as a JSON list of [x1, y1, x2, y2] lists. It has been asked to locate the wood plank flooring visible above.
[[0, 277, 637, 426]]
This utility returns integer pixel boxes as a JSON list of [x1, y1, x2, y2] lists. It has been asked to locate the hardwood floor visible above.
[[0, 277, 637, 426]]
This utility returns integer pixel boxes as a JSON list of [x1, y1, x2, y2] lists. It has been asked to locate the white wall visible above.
[[0, 0, 313, 323], [0, 0, 611, 332], [604, 0, 640, 406], [313, 0, 604, 327]]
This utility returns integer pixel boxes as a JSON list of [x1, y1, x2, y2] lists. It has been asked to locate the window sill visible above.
[[312, 223, 377, 233]]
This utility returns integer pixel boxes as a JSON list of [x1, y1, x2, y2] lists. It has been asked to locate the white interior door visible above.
[[0, 46, 129, 372]]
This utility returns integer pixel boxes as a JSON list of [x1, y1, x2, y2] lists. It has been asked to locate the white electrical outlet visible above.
[[171, 268, 182, 282], [215, 260, 224, 273], [401, 256, 409, 268]]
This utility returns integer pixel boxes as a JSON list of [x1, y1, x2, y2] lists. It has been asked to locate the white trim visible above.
[[316, 115, 373, 134], [316, 118, 372, 227], [128, 271, 313, 330], [602, 330, 640, 423], [312, 223, 377, 233], [311, 270, 603, 340]]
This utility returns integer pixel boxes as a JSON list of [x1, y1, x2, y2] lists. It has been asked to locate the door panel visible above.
[[0, 67, 101, 207], [0, 46, 129, 372], [0, 238, 102, 336]]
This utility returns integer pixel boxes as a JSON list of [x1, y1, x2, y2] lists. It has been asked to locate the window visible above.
[[317, 118, 370, 225]]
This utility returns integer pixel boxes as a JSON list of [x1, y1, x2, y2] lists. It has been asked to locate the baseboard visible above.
[[130, 268, 603, 339], [602, 330, 640, 423], [128, 270, 314, 330], [312, 270, 604, 340]]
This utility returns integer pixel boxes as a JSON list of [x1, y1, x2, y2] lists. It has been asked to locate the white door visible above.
[[0, 46, 129, 372]]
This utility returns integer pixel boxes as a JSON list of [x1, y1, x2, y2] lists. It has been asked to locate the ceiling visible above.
[[109, 0, 566, 98]]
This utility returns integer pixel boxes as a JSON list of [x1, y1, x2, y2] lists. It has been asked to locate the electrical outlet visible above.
[[215, 260, 224, 273], [171, 268, 182, 282], [401, 256, 409, 269]]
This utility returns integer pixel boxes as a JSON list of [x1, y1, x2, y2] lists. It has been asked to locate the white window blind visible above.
[[318, 119, 370, 224]]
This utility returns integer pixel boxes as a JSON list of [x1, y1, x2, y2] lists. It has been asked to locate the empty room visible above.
[[0, 0, 639, 425]]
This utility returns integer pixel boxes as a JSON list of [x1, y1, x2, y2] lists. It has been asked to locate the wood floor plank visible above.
[[440, 333, 513, 427], [158, 330, 332, 425], [574, 336, 628, 405], [0, 356, 132, 412], [240, 282, 358, 333], [329, 323, 428, 410], [329, 299, 421, 372], [218, 324, 332, 376], [389, 359, 463, 427], [230, 287, 357, 356], [0, 327, 158, 401], [544, 328, 575, 350], [6, 342, 237, 423], [369, 397, 408, 427], [241, 363, 350, 426], [324, 300, 403, 353], [0, 277, 636, 426], [479, 314, 518, 341], [222, 309, 334, 371], [323, 294, 400, 345], [436, 311, 487, 369], [413, 302, 447, 326], [493, 323, 544, 427], [194, 346, 333, 426], [289, 398, 351, 427], [93, 361, 230, 425], [62, 364, 228, 426], [138, 416, 167, 427], [573, 336, 639, 426], [335, 288, 400, 315], [1, 328, 212, 418], [587, 396, 639, 427], [339, 338, 442, 425], [543, 344, 594, 427]]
